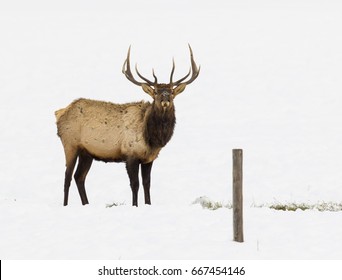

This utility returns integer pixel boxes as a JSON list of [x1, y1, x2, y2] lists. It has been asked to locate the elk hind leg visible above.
[[126, 158, 140, 207], [63, 147, 78, 206], [141, 161, 153, 205], [74, 151, 93, 205]]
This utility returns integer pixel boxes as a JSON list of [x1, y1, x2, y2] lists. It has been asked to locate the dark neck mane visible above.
[[144, 104, 176, 149]]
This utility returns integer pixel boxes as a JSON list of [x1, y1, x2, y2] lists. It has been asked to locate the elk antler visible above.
[[122, 46, 157, 86], [123, 45, 199, 87], [171, 44, 200, 86], [135, 64, 157, 85]]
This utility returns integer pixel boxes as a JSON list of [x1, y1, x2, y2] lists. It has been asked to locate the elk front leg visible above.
[[141, 161, 153, 205], [126, 158, 140, 207]]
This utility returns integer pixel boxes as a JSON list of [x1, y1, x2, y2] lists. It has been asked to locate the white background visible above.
[[1, 0, 342, 263]]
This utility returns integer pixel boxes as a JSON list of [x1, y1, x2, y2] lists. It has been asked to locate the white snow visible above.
[[1, 0, 342, 259]]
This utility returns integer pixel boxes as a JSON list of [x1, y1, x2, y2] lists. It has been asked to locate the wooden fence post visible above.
[[233, 149, 244, 242]]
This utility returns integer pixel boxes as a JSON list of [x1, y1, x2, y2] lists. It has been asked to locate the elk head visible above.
[[122, 45, 200, 111]]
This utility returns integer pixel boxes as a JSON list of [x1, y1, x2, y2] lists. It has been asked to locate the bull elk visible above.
[[55, 45, 200, 206]]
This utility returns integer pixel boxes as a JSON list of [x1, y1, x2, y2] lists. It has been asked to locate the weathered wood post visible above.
[[233, 149, 244, 242]]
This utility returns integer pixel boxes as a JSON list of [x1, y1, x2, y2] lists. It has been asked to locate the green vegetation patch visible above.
[[266, 201, 342, 212], [106, 201, 126, 208], [193, 196, 232, 210], [194, 197, 342, 212]]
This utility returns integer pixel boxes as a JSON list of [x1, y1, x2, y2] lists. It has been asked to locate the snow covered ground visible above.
[[1, 0, 342, 259]]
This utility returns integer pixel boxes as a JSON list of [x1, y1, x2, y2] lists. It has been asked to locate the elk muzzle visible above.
[[160, 91, 172, 109], [161, 101, 170, 108]]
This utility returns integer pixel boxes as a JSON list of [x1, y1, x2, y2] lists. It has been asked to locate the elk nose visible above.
[[161, 101, 170, 108]]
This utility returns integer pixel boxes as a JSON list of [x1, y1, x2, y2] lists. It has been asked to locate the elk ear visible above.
[[141, 84, 154, 97], [173, 83, 187, 96]]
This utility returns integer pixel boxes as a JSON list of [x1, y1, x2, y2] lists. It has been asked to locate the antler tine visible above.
[[172, 67, 191, 85], [122, 46, 156, 86], [135, 63, 155, 86], [152, 68, 158, 84], [122, 46, 143, 86], [172, 44, 200, 86], [183, 44, 200, 85], [169, 58, 175, 84]]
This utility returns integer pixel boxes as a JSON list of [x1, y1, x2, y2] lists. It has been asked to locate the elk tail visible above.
[[55, 108, 67, 122]]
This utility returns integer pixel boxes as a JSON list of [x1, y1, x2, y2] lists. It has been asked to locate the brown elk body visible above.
[[55, 45, 200, 206]]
